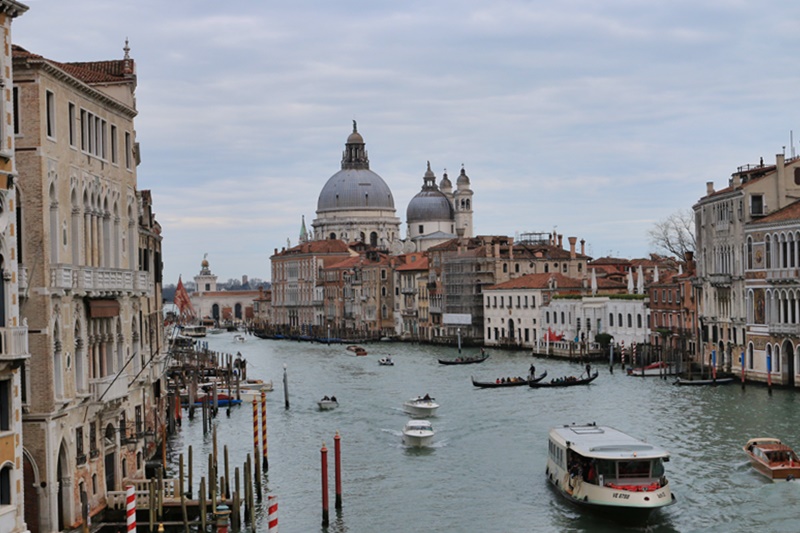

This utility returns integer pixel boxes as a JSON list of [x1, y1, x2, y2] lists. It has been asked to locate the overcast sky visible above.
[[14, 0, 800, 284]]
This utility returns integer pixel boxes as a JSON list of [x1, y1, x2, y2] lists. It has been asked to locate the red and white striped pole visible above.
[[268, 495, 278, 532], [261, 390, 269, 471], [632, 342, 637, 366], [125, 485, 136, 533], [252, 398, 259, 457], [620, 340, 625, 368]]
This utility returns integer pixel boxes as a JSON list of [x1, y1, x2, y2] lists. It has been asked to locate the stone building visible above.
[[0, 3, 29, 533], [14, 42, 165, 531], [693, 153, 800, 372], [743, 200, 800, 386], [188, 256, 259, 324]]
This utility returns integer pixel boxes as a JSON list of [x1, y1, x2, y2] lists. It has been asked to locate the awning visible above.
[[88, 299, 120, 318]]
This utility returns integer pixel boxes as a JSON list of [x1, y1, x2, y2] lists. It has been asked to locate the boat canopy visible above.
[[550, 424, 670, 460]]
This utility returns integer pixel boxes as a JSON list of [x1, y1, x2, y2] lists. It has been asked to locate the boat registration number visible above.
[[656, 491, 667, 499], [612, 493, 630, 500]]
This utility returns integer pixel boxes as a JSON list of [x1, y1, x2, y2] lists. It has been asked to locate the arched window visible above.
[[609, 313, 614, 327], [637, 314, 642, 328], [766, 235, 772, 269], [370, 232, 378, 247], [746, 237, 753, 270], [329, 233, 336, 240], [618, 314, 623, 328], [627, 314, 632, 328], [0, 463, 11, 505], [766, 344, 773, 373]]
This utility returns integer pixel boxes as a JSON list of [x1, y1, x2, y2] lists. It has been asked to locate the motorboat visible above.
[[402, 396, 439, 417], [672, 377, 734, 386], [234, 334, 247, 343], [347, 345, 367, 356], [546, 423, 676, 522], [378, 356, 394, 366], [743, 438, 800, 481], [181, 325, 207, 338], [402, 419, 434, 447], [626, 361, 675, 377], [318, 396, 339, 410]]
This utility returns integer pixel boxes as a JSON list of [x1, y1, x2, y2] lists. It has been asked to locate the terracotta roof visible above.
[[273, 239, 351, 257], [750, 199, 800, 224], [396, 254, 429, 271], [13, 44, 133, 84]]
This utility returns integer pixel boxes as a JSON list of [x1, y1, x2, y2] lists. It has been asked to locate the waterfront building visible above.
[[14, 42, 165, 531], [743, 200, 800, 386], [427, 232, 590, 343], [311, 122, 401, 249], [270, 239, 352, 333], [252, 286, 272, 329], [0, 3, 29, 533], [393, 253, 430, 340], [189, 256, 259, 325], [693, 153, 800, 373], [647, 253, 698, 366]]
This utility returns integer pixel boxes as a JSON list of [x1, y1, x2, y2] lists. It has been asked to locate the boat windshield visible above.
[[597, 458, 664, 480]]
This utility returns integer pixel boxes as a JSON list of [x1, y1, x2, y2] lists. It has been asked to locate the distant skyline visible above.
[[14, 1, 800, 283]]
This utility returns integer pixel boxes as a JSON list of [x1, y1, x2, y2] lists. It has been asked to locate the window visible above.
[[609, 313, 614, 327], [68, 103, 76, 146], [76, 426, 85, 461], [751, 194, 765, 216], [627, 314, 632, 328], [110, 125, 118, 163], [46, 90, 55, 138], [418, 225, 423, 234], [0, 380, 9, 431], [80, 109, 107, 158], [90, 422, 97, 454], [125, 131, 132, 169], [0, 465, 10, 505], [12, 87, 19, 135]]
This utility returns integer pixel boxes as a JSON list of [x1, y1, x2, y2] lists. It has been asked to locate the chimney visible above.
[[494, 242, 500, 258], [274, 248, 278, 255], [568, 236, 577, 259], [706, 181, 715, 196], [558, 234, 563, 249], [580, 239, 585, 255], [509, 237, 514, 260], [732, 174, 741, 188]]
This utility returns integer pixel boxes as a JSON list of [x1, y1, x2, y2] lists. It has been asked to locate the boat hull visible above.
[[744, 438, 800, 481], [403, 433, 434, 447], [673, 377, 734, 386], [627, 362, 676, 377], [472, 371, 547, 388], [318, 400, 338, 410], [546, 461, 675, 521], [402, 399, 439, 417]]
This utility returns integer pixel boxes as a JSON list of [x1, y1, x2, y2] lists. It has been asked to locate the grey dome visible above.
[[456, 166, 470, 186], [317, 169, 395, 212], [407, 162, 454, 223]]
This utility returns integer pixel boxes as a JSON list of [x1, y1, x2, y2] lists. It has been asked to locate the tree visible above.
[[647, 209, 696, 260]]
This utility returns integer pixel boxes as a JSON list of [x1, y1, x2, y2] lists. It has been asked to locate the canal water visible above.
[[166, 331, 800, 533]]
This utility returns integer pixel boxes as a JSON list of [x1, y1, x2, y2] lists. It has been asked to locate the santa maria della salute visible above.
[[307, 121, 474, 253]]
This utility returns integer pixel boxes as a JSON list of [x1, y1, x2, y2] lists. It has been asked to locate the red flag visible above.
[[174, 276, 194, 317]]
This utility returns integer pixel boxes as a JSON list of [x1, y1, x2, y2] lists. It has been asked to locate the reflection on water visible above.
[[166, 333, 800, 533]]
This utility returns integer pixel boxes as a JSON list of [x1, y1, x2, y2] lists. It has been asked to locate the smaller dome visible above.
[[201, 258, 209, 268], [457, 166, 470, 186], [407, 163, 455, 223], [440, 171, 452, 190], [347, 120, 364, 144]]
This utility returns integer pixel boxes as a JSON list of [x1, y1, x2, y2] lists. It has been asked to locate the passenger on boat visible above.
[[330, 396, 337, 402], [423, 393, 431, 401], [496, 378, 501, 384], [481, 348, 486, 356], [322, 396, 330, 401]]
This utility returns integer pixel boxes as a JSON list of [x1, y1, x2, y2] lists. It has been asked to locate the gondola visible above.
[[438, 354, 490, 365], [672, 377, 734, 386], [471, 371, 547, 388], [528, 371, 599, 388]]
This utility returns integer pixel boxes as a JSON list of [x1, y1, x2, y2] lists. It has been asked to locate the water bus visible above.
[[546, 423, 676, 522]]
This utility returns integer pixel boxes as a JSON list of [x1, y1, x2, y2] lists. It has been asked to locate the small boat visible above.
[[546, 423, 676, 522], [402, 396, 439, 417], [672, 377, 734, 386], [438, 353, 489, 365], [347, 345, 368, 356], [529, 372, 599, 388], [181, 325, 207, 338], [472, 371, 548, 388], [192, 397, 242, 407], [402, 419, 435, 447], [208, 328, 225, 335], [233, 334, 246, 343], [318, 397, 339, 410], [743, 438, 800, 481], [627, 361, 675, 377], [378, 356, 394, 366]]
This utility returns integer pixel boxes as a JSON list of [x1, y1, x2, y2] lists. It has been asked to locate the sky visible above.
[[13, 0, 800, 284]]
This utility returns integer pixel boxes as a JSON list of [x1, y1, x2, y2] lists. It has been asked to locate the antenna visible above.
[[792, 131, 796, 159]]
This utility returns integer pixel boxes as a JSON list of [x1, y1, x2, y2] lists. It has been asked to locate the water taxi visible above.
[[546, 423, 676, 521], [743, 437, 800, 481], [402, 395, 439, 417], [402, 419, 434, 447]]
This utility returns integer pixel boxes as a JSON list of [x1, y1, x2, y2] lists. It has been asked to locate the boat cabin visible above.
[[549, 424, 670, 490]]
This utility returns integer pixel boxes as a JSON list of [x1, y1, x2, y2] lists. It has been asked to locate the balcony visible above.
[[90, 373, 129, 403], [50, 265, 151, 296], [767, 268, 800, 284], [18, 265, 28, 293], [769, 323, 800, 336], [76, 454, 87, 467], [709, 273, 732, 287], [0, 325, 30, 362], [400, 287, 418, 295]]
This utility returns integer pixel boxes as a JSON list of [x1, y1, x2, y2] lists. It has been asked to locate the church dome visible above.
[[406, 162, 454, 223], [317, 122, 395, 212], [456, 166, 470, 186], [317, 168, 395, 211]]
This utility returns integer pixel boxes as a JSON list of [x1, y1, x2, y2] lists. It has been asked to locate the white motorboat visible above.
[[318, 397, 339, 410], [181, 325, 207, 338], [402, 419, 434, 447], [402, 396, 438, 417], [378, 356, 394, 366], [234, 334, 247, 343], [546, 423, 676, 522], [626, 361, 675, 377]]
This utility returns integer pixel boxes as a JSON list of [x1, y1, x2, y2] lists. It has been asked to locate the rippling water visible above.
[[165, 332, 800, 533]]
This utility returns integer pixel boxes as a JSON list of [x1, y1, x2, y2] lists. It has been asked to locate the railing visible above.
[[90, 373, 129, 403], [767, 268, 800, 282], [107, 478, 180, 509], [769, 323, 800, 335], [709, 273, 732, 286], [400, 287, 418, 295], [50, 265, 151, 294], [0, 325, 29, 361]]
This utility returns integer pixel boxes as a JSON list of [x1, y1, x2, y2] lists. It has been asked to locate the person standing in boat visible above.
[[585, 363, 591, 377]]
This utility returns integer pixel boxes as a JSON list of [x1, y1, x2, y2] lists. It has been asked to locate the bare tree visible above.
[[647, 209, 696, 259]]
